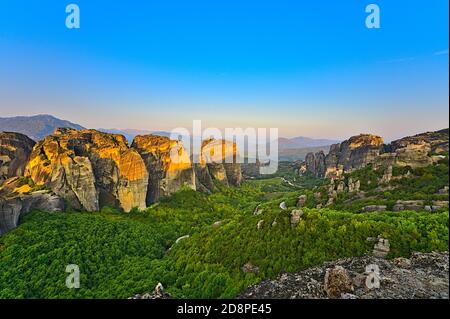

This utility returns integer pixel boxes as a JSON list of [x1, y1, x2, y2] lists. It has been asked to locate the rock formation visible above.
[[25, 128, 148, 212], [195, 139, 242, 192], [132, 135, 195, 204], [0, 177, 64, 235], [0, 132, 35, 184], [299, 129, 449, 179]]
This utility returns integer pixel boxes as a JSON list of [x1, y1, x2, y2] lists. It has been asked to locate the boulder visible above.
[[242, 262, 260, 274], [257, 219, 265, 230], [324, 266, 354, 298], [290, 209, 303, 227], [362, 205, 387, 213], [393, 200, 424, 212], [297, 195, 307, 207]]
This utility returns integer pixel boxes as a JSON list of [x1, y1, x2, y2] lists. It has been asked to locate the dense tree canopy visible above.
[[0, 160, 448, 299]]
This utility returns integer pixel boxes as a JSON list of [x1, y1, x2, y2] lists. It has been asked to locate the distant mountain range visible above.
[[0, 114, 338, 160], [277, 136, 340, 150], [0, 115, 85, 141]]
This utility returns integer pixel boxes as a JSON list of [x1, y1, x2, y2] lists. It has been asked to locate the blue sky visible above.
[[0, 0, 448, 140]]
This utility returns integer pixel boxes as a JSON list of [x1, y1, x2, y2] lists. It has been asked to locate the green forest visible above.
[[0, 159, 448, 299]]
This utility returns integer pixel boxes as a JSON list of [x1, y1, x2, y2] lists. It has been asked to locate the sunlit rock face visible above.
[[132, 135, 195, 204], [196, 139, 243, 192], [26, 129, 148, 212], [0, 132, 35, 185]]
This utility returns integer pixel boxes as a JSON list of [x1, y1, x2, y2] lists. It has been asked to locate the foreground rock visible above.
[[0, 177, 64, 235], [132, 135, 195, 204], [0, 132, 35, 184], [239, 252, 449, 299], [25, 128, 148, 212]]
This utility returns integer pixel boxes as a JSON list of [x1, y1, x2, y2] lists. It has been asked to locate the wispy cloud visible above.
[[433, 49, 449, 56]]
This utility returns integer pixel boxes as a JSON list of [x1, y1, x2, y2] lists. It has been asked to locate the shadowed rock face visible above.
[[195, 139, 242, 192], [0, 132, 36, 184], [301, 129, 449, 179], [0, 177, 64, 236], [326, 134, 385, 177], [25, 128, 148, 212], [132, 135, 195, 204]]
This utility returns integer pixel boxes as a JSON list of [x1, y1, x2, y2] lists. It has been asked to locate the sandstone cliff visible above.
[[25, 128, 148, 212], [132, 135, 195, 204], [300, 129, 449, 179], [195, 139, 242, 192], [0, 132, 36, 184]]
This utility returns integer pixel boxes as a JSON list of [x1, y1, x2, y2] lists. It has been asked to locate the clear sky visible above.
[[0, 0, 448, 140]]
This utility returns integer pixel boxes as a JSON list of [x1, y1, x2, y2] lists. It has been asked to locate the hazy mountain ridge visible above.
[[0, 115, 85, 141], [278, 136, 340, 149]]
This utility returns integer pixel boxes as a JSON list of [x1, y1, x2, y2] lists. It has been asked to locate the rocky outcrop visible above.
[[132, 135, 195, 204], [0, 177, 64, 235], [239, 251, 449, 299], [299, 129, 449, 179], [392, 200, 448, 212], [391, 129, 449, 155], [0, 132, 35, 184], [25, 128, 148, 212], [325, 134, 384, 178], [195, 139, 242, 192]]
